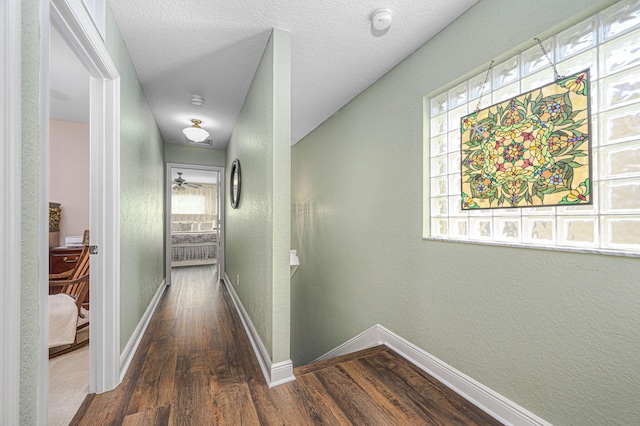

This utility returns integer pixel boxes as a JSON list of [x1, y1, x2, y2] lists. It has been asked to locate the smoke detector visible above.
[[371, 9, 392, 31]]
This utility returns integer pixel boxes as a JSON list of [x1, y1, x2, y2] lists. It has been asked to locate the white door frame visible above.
[[0, 0, 22, 423], [165, 163, 225, 284], [50, 0, 121, 395]]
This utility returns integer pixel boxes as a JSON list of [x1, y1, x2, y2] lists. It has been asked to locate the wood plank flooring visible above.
[[72, 265, 501, 425]]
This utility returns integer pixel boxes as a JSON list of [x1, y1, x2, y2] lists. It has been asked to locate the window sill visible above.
[[422, 236, 640, 259]]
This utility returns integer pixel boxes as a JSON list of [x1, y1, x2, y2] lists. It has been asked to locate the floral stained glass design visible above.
[[461, 70, 592, 209]]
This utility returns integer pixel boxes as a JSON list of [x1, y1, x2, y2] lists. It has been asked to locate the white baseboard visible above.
[[119, 278, 167, 382], [223, 273, 295, 388], [317, 324, 551, 426], [314, 325, 381, 362]]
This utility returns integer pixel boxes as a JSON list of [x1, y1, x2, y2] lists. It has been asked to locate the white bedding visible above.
[[48, 294, 78, 348], [171, 230, 217, 266]]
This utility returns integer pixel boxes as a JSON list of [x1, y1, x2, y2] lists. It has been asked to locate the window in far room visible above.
[[172, 193, 206, 215]]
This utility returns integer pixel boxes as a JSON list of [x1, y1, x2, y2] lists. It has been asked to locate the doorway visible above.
[[48, 0, 121, 403], [166, 164, 224, 285], [47, 22, 91, 423], [1, 0, 120, 423]]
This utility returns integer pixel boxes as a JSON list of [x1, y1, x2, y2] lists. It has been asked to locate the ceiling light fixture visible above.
[[371, 9, 392, 31], [183, 119, 209, 143]]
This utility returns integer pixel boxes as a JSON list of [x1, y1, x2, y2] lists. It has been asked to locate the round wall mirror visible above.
[[230, 159, 241, 209]]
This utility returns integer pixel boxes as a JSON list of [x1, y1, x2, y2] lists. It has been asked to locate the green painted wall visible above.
[[270, 29, 292, 363], [20, 0, 43, 422], [104, 7, 166, 350], [165, 143, 226, 168], [225, 29, 291, 363], [291, 1, 638, 425]]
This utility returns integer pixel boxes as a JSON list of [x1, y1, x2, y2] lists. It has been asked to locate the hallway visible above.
[[72, 265, 500, 425]]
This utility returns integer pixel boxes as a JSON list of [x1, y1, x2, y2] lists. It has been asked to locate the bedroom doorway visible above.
[[48, 0, 122, 403], [47, 22, 92, 424], [166, 164, 224, 285]]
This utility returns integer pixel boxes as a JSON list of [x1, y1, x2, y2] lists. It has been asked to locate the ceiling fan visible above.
[[172, 172, 202, 191]]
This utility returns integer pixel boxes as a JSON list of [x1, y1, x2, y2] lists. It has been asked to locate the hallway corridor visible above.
[[72, 265, 500, 425]]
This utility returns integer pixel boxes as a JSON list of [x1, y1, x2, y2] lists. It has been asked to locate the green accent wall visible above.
[[165, 143, 226, 168], [20, 0, 43, 422], [104, 7, 166, 350], [291, 1, 638, 425], [225, 29, 291, 363]]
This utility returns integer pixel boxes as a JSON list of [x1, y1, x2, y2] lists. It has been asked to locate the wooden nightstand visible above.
[[49, 246, 89, 309], [49, 246, 83, 274]]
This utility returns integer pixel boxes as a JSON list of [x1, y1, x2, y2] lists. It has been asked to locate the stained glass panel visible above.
[[461, 70, 592, 209]]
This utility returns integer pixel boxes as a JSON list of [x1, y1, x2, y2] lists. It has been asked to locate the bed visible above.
[[171, 215, 218, 267]]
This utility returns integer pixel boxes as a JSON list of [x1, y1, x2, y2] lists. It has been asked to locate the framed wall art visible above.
[[461, 69, 592, 210]]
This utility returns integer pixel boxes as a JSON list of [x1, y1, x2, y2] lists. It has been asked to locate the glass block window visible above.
[[426, 0, 640, 256]]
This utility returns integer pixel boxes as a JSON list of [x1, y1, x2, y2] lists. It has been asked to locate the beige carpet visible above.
[[48, 344, 89, 426]]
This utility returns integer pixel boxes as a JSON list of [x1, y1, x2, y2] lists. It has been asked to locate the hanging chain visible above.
[[470, 60, 494, 136], [534, 37, 564, 81], [474, 60, 494, 114]]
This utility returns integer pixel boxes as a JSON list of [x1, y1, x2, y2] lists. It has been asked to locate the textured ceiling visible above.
[[57, 0, 479, 147]]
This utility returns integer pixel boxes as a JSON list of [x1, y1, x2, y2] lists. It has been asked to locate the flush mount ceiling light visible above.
[[371, 8, 392, 31], [182, 118, 209, 143]]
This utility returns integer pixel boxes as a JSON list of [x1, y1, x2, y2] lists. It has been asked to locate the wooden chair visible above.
[[49, 230, 90, 282], [49, 230, 90, 358]]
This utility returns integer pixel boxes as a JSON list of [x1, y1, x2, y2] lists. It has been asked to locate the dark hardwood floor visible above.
[[72, 265, 501, 425]]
